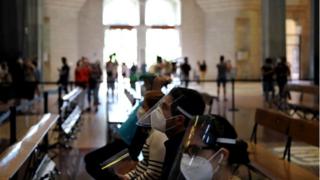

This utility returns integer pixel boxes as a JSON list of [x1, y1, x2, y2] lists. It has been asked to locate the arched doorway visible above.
[[286, 19, 301, 80]]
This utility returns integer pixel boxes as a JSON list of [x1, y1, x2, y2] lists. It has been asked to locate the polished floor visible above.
[[0, 79, 318, 179]]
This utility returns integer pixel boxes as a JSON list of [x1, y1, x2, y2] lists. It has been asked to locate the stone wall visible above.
[[204, 8, 261, 80], [181, 0, 205, 78], [43, 0, 86, 81], [78, 0, 104, 65], [42, 0, 312, 81]]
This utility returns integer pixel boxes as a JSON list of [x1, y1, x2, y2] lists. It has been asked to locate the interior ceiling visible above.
[[195, 0, 260, 13], [44, 0, 87, 10], [195, 0, 307, 13]]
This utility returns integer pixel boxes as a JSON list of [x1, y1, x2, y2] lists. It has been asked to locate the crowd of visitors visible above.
[[0, 58, 40, 105], [74, 57, 102, 112], [261, 56, 290, 104], [0, 52, 297, 180]]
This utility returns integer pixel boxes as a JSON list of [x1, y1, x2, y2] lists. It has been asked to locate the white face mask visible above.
[[180, 150, 224, 180], [150, 106, 166, 132]]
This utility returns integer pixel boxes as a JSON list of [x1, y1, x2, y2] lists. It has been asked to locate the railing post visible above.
[[43, 91, 49, 152], [229, 79, 238, 111], [44, 91, 49, 114], [58, 86, 63, 131], [9, 106, 17, 145], [58, 86, 63, 115]]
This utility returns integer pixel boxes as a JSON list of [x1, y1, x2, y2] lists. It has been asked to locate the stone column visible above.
[[37, 0, 43, 83], [137, 0, 146, 70], [44, 0, 86, 81], [310, 0, 319, 84], [262, 0, 286, 61]]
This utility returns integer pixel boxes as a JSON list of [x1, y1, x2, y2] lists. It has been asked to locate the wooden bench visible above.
[[0, 113, 59, 180], [61, 106, 81, 135], [248, 143, 318, 180], [284, 117, 319, 161], [56, 88, 83, 148], [201, 92, 218, 114], [32, 154, 58, 180], [22, 114, 59, 145], [282, 84, 319, 120], [248, 108, 318, 180], [62, 87, 82, 103]]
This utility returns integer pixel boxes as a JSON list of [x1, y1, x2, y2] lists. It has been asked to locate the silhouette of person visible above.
[[216, 56, 227, 101], [181, 57, 191, 88]]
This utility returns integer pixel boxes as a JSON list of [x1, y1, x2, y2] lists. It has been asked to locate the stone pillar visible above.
[[44, 0, 86, 81], [137, 0, 146, 70], [262, 0, 286, 61], [310, 0, 319, 84], [37, 0, 43, 82]]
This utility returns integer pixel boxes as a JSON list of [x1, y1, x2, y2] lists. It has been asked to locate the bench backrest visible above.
[[201, 93, 218, 114], [285, 84, 319, 104], [62, 87, 82, 102], [288, 118, 319, 147], [285, 84, 319, 95], [61, 106, 81, 134], [0, 114, 58, 179], [255, 108, 291, 134]]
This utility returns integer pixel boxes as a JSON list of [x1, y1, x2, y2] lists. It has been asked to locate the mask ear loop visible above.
[[208, 149, 225, 175]]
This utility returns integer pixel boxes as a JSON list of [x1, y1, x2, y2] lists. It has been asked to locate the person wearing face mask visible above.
[[85, 90, 165, 179], [117, 92, 168, 180], [171, 114, 249, 180], [137, 87, 206, 179]]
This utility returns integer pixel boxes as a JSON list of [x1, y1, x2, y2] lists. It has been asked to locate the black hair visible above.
[[156, 56, 162, 63], [265, 57, 272, 64], [61, 57, 67, 64], [198, 115, 249, 165], [220, 56, 225, 62], [168, 87, 205, 126], [280, 56, 287, 63]]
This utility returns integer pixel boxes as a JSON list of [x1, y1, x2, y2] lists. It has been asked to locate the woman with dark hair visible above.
[[169, 114, 249, 180]]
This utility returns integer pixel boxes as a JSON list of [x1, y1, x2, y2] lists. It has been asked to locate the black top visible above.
[[275, 63, 290, 82], [161, 131, 185, 180], [181, 63, 191, 76], [59, 64, 70, 83], [261, 64, 274, 81]]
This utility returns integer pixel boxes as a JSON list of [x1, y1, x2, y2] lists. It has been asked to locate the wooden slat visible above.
[[0, 114, 59, 180], [21, 114, 59, 145], [288, 118, 319, 147], [0, 141, 34, 179], [61, 106, 81, 134], [62, 87, 82, 102], [286, 84, 319, 95], [248, 143, 318, 180], [255, 108, 291, 134]]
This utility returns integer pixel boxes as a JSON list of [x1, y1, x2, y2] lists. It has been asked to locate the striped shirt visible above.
[[126, 129, 168, 180]]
